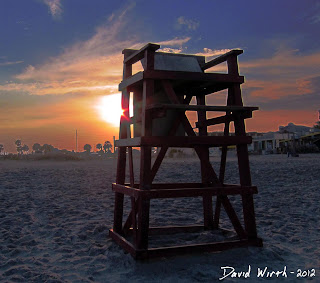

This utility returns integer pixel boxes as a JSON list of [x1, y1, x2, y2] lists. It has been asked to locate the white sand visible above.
[[0, 154, 319, 282]]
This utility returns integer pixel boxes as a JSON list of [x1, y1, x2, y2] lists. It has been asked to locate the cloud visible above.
[[4, 7, 138, 97], [0, 60, 24, 66], [176, 16, 199, 30], [158, 47, 183, 53], [237, 48, 320, 117], [310, 13, 320, 24], [157, 37, 191, 47], [258, 92, 320, 111], [308, 2, 320, 24], [196, 48, 234, 57], [43, 0, 63, 20], [241, 48, 320, 100], [1, 30, 191, 97]]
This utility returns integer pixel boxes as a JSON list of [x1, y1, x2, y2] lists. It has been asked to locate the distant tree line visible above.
[[83, 141, 113, 154], [15, 140, 29, 154], [32, 143, 55, 154]]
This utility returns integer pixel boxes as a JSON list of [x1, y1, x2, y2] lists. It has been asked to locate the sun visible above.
[[96, 93, 123, 127]]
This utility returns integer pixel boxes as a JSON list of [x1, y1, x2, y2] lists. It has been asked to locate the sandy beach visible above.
[[0, 154, 319, 282]]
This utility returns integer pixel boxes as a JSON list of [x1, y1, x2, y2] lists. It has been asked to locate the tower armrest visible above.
[[123, 43, 160, 66], [201, 49, 243, 71]]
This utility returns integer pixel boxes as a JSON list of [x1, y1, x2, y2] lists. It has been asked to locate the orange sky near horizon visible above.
[[1, 93, 317, 153], [1, 3, 320, 154], [1, 46, 319, 153]]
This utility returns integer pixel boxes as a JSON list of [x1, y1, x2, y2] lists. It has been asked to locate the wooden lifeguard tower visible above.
[[109, 43, 263, 259]]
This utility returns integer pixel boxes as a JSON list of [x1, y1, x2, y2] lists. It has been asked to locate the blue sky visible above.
[[0, 0, 320, 152]]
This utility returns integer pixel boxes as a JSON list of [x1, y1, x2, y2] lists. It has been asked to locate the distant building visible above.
[[249, 123, 320, 154], [278, 122, 315, 135], [248, 132, 292, 154]]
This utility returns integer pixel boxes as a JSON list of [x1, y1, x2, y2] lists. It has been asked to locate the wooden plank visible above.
[[112, 183, 137, 197], [137, 197, 150, 250], [145, 186, 257, 198], [219, 195, 247, 239], [109, 229, 136, 258], [201, 49, 243, 71], [227, 54, 241, 76], [125, 225, 239, 236], [146, 103, 258, 112], [114, 87, 130, 234], [115, 136, 252, 147], [130, 196, 137, 244], [144, 238, 261, 260], [113, 192, 124, 234], [150, 146, 168, 182], [188, 82, 236, 96], [113, 183, 257, 196], [196, 95, 214, 229], [119, 71, 244, 91], [145, 70, 244, 83], [113, 51, 132, 235], [147, 183, 204, 189], [126, 225, 205, 236], [127, 145, 136, 241], [119, 72, 144, 91], [141, 81, 153, 137], [196, 112, 252, 128], [128, 147, 134, 187], [123, 196, 139, 236], [124, 49, 205, 61], [140, 147, 152, 190], [123, 43, 160, 65], [137, 70, 153, 251], [144, 48, 155, 71], [110, 230, 262, 260]]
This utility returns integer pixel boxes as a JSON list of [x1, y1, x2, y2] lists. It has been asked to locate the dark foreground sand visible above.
[[0, 154, 319, 282]]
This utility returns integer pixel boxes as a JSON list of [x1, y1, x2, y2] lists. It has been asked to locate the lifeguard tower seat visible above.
[[109, 43, 263, 259]]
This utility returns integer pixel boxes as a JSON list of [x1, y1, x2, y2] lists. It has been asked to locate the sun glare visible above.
[[96, 93, 122, 127], [96, 93, 132, 127]]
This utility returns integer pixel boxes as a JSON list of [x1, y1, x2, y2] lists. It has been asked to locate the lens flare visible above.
[[96, 93, 122, 127], [96, 94, 133, 127]]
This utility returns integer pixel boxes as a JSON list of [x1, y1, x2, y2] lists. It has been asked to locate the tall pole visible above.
[[76, 129, 78, 153]]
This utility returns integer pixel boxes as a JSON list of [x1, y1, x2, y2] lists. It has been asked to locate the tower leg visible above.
[[113, 147, 127, 234], [196, 95, 214, 230], [137, 146, 152, 250], [228, 79, 258, 240], [137, 197, 150, 250]]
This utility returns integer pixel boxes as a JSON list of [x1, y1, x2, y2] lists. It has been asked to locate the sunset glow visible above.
[[96, 94, 122, 127], [0, 1, 319, 153]]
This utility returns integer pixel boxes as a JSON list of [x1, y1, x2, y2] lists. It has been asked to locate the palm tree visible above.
[[32, 143, 42, 154], [21, 144, 29, 154], [84, 144, 92, 153], [103, 141, 112, 153], [96, 143, 102, 152], [0, 144, 4, 155], [15, 140, 22, 154], [43, 144, 54, 154]]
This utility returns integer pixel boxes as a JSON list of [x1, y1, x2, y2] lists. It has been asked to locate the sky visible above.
[[0, 0, 320, 153]]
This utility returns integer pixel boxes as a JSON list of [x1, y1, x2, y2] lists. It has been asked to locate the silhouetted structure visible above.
[[110, 43, 262, 259]]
